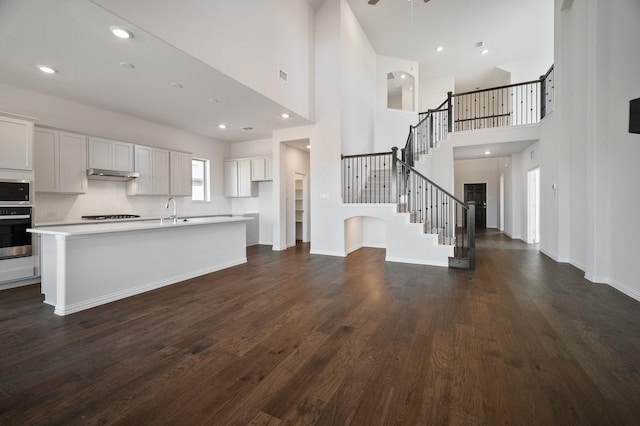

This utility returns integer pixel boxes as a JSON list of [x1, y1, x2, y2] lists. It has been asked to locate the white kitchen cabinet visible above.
[[170, 151, 192, 196], [251, 157, 272, 181], [224, 159, 257, 197], [88, 137, 134, 172], [0, 115, 33, 170], [34, 128, 86, 194], [128, 145, 170, 196]]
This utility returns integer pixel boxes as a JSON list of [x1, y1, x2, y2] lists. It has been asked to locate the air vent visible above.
[[476, 41, 484, 48], [242, 127, 254, 131], [387, 72, 395, 80], [279, 69, 288, 82]]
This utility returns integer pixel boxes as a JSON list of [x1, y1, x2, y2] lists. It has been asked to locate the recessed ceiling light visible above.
[[400, 74, 406, 79], [281, 113, 290, 119], [119, 62, 135, 69], [170, 82, 183, 89], [484, 151, 491, 155], [110, 26, 133, 39], [436, 46, 444, 52], [37, 65, 56, 74], [306, 144, 311, 149], [482, 49, 489, 55], [218, 124, 227, 129]]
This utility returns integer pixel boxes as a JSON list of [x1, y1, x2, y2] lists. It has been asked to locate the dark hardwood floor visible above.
[[1, 230, 639, 425]]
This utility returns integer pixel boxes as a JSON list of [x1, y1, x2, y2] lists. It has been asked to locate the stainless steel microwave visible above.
[[0, 179, 31, 204]]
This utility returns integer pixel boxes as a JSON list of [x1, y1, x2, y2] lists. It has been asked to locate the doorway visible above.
[[464, 183, 487, 229], [294, 173, 308, 243], [527, 167, 540, 244]]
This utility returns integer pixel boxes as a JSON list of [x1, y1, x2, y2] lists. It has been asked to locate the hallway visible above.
[[1, 232, 639, 424]]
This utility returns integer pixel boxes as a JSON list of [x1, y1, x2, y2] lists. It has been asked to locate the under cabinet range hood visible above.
[[86, 168, 140, 181]]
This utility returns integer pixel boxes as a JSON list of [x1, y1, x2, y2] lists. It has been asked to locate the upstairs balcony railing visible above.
[[449, 64, 555, 132], [402, 65, 554, 167]]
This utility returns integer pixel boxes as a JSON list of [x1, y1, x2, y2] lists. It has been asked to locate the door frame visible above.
[[464, 182, 487, 229], [527, 167, 540, 244]]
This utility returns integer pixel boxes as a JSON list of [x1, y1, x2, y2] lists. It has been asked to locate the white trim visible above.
[[272, 244, 288, 251], [570, 260, 586, 272], [53, 258, 246, 316], [385, 255, 448, 268], [539, 247, 558, 261], [362, 243, 386, 249], [258, 239, 273, 246], [0, 277, 40, 290], [345, 244, 362, 255], [309, 249, 346, 257], [606, 280, 640, 302]]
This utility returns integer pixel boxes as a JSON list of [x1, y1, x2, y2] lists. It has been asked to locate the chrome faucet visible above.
[[164, 197, 177, 223]]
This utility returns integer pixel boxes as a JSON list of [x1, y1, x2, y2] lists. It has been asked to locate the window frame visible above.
[[191, 157, 210, 202]]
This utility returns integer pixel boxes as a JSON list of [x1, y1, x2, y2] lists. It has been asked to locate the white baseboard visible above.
[[607, 280, 640, 302], [362, 243, 386, 249], [345, 244, 362, 255], [539, 247, 558, 261], [53, 258, 247, 316], [309, 249, 346, 257], [385, 255, 448, 268], [0, 277, 40, 290]]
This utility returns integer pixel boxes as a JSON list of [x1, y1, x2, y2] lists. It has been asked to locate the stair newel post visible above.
[[447, 91, 453, 133], [466, 201, 476, 269], [539, 74, 546, 120], [391, 146, 398, 203]]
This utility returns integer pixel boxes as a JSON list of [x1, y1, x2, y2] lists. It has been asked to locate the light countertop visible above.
[[29, 216, 252, 237]]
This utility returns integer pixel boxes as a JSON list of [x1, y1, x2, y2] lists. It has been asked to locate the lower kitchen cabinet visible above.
[[34, 127, 87, 194]]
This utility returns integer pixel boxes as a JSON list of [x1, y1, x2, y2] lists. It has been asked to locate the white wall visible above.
[[94, 0, 315, 121], [0, 83, 230, 223], [374, 55, 419, 152], [600, 0, 640, 299], [454, 158, 503, 229], [420, 74, 455, 111], [340, 3, 377, 154]]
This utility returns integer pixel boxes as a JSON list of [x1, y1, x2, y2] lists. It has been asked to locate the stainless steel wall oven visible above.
[[0, 180, 32, 259]]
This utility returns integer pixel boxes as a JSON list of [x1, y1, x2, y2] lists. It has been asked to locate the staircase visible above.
[[341, 65, 555, 270]]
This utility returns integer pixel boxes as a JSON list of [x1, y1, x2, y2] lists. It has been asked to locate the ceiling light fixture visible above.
[[281, 113, 290, 119], [482, 49, 489, 55], [436, 46, 444, 52], [218, 124, 227, 129], [400, 74, 407, 79], [110, 26, 133, 39], [37, 65, 56, 74], [119, 62, 135, 69], [306, 144, 311, 149], [484, 151, 491, 155], [170, 82, 183, 89]]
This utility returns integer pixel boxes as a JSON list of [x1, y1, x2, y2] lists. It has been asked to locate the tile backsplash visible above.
[[34, 180, 230, 223]]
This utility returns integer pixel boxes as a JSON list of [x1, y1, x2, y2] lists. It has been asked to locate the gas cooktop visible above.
[[81, 214, 141, 220]]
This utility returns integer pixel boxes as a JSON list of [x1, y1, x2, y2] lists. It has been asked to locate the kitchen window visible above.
[[191, 158, 209, 201]]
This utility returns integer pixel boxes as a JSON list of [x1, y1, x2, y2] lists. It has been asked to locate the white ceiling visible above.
[[453, 139, 536, 160], [347, 0, 554, 92], [0, 0, 310, 143], [0, 0, 553, 150]]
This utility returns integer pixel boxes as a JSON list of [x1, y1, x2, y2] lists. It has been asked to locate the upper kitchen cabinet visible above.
[[224, 159, 257, 197], [34, 128, 87, 194], [87, 137, 134, 172], [128, 145, 170, 196], [251, 157, 273, 182], [170, 151, 192, 196], [0, 115, 33, 171]]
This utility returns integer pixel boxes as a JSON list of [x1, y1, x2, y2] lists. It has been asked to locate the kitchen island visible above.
[[28, 217, 251, 316]]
